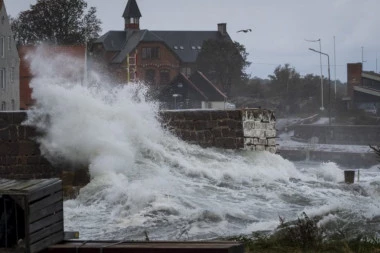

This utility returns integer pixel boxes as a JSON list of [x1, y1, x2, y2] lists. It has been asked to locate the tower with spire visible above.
[[123, 0, 141, 30]]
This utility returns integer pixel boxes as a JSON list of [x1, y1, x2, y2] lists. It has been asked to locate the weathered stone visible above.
[[227, 110, 242, 120], [255, 145, 266, 151], [265, 130, 276, 138], [258, 138, 268, 145], [267, 138, 276, 146]]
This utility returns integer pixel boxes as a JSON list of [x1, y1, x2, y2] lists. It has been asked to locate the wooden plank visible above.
[[29, 211, 63, 233], [29, 181, 62, 203], [27, 179, 60, 193], [47, 241, 245, 253], [29, 191, 62, 213], [7, 180, 44, 191], [29, 201, 63, 223], [30, 231, 63, 253], [30, 221, 63, 244]]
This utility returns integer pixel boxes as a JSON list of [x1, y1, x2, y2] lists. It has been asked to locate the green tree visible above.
[[10, 0, 101, 45], [268, 63, 300, 97], [196, 39, 251, 95]]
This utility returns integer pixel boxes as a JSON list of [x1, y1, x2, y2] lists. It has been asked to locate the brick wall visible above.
[[160, 108, 277, 152], [0, 110, 276, 196], [0, 112, 89, 198], [0, 111, 59, 179]]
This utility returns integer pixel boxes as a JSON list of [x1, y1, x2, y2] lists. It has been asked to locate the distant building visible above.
[[91, 0, 232, 92], [0, 0, 20, 110], [19, 45, 86, 109], [159, 71, 230, 110], [346, 63, 380, 114]]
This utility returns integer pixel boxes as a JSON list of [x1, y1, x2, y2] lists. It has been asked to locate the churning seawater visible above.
[[24, 47, 380, 241]]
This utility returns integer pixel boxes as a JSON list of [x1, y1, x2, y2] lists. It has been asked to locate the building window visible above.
[[142, 47, 159, 59], [0, 69, 5, 89], [7, 36, 11, 50], [181, 67, 191, 77], [1, 102, 5, 111], [160, 70, 170, 85], [0, 37, 4, 58], [145, 69, 155, 85], [11, 100, 15, 110], [10, 67, 14, 83]]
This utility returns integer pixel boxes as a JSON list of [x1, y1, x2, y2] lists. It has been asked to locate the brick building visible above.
[[91, 0, 232, 91], [346, 63, 380, 114], [19, 45, 86, 109]]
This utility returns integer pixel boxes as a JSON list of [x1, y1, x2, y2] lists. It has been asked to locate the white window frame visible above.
[[0, 69, 6, 89], [10, 67, 13, 83], [0, 37, 4, 58], [7, 36, 11, 50]]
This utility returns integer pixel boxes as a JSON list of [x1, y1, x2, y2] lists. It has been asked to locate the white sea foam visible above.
[[24, 46, 380, 240]]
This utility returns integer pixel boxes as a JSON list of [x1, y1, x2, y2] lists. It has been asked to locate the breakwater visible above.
[[0, 109, 277, 195], [160, 108, 276, 152]]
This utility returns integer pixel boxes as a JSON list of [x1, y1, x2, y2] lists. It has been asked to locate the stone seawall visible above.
[[160, 108, 276, 152], [0, 111, 59, 179], [0, 109, 276, 196], [0, 112, 89, 198]]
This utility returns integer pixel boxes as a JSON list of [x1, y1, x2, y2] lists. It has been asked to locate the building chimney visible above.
[[347, 63, 362, 99], [218, 23, 227, 36]]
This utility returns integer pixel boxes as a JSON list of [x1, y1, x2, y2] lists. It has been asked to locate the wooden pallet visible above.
[[0, 178, 63, 253]]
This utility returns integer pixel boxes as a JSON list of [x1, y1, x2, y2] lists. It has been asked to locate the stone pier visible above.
[[160, 108, 277, 152]]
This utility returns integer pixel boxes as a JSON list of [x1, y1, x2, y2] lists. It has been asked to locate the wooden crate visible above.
[[0, 178, 63, 253]]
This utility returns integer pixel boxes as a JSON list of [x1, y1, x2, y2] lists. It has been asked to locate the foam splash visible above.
[[24, 46, 380, 240]]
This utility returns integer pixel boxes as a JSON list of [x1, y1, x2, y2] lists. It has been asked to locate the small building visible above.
[[347, 63, 380, 114], [91, 0, 232, 88], [0, 0, 20, 111], [159, 71, 230, 109]]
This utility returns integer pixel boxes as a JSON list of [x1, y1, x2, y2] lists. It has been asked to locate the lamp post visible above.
[[172, 94, 180, 109], [309, 48, 331, 125], [305, 39, 324, 111]]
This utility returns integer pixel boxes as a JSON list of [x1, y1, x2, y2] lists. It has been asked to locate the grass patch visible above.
[[229, 213, 380, 253]]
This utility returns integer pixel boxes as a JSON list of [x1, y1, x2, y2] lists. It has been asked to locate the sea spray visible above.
[[24, 46, 380, 240]]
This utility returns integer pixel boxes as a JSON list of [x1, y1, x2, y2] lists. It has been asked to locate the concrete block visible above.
[[265, 130, 276, 138], [267, 138, 276, 146], [258, 138, 268, 145], [255, 145, 266, 151], [243, 121, 255, 130]]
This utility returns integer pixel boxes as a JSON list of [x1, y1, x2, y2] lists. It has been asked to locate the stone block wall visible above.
[[160, 108, 277, 152], [0, 111, 60, 179], [0, 112, 89, 198]]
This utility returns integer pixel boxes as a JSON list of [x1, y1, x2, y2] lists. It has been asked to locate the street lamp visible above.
[[172, 94, 181, 109], [309, 48, 331, 125], [305, 39, 324, 111]]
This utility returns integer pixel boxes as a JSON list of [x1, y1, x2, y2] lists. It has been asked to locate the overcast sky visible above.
[[4, 0, 380, 82]]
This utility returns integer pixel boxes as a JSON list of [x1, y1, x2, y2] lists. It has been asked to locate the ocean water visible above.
[[24, 46, 380, 241]]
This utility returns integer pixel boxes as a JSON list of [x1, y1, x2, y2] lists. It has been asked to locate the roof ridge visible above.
[[196, 71, 227, 99]]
